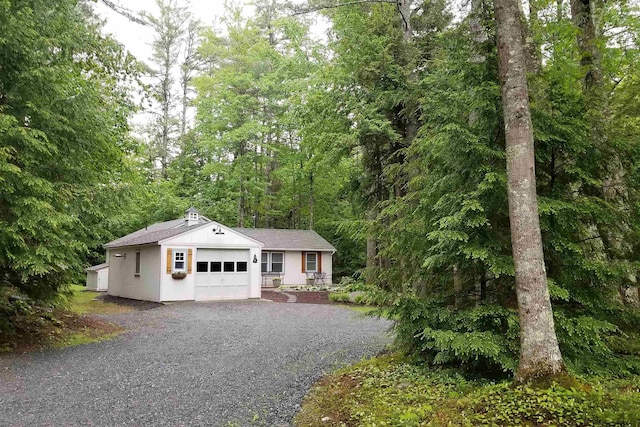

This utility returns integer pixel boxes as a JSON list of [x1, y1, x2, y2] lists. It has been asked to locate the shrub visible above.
[[329, 292, 350, 303]]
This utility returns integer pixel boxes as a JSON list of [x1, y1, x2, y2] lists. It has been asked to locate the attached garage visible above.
[[105, 208, 263, 302], [103, 207, 335, 302], [194, 249, 251, 300]]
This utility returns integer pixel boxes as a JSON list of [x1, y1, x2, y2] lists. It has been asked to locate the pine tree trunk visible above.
[[494, 0, 566, 383]]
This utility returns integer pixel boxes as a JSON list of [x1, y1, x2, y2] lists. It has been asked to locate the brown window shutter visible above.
[[318, 252, 322, 272], [187, 249, 193, 274], [301, 252, 306, 273], [166, 248, 172, 274]]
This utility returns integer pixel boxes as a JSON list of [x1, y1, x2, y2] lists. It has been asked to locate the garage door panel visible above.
[[195, 249, 250, 301]]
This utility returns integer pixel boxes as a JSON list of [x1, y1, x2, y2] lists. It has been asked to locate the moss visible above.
[[295, 353, 640, 426]]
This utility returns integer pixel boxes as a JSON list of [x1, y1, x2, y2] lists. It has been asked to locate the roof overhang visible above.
[[158, 222, 265, 247]]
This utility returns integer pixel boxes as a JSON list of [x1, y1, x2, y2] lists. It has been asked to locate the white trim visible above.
[[261, 248, 335, 252], [305, 252, 318, 273], [161, 243, 261, 249], [134, 251, 141, 276], [159, 222, 265, 247], [172, 248, 187, 273], [261, 251, 284, 274]]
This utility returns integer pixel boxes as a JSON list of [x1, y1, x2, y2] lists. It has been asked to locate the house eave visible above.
[[262, 247, 336, 252], [102, 242, 160, 250]]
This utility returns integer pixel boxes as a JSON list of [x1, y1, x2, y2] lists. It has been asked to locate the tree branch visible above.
[[100, 0, 149, 26], [288, 0, 396, 16]]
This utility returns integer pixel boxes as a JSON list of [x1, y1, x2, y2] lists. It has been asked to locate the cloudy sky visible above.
[[93, 1, 235, 63]]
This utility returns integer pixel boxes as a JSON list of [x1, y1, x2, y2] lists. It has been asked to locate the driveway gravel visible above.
[[0, 301, 392, 426]]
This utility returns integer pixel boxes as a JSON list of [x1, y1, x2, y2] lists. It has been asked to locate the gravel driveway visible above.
[[0, 301, 392, 426]]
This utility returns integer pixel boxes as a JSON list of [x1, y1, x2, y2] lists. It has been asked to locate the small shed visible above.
[[85, 263, 109, 291]]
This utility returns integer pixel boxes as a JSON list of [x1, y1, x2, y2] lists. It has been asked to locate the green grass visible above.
[[55, 329, 121, 349], [67, 285, 133, 315], [336, 304, 378, 314], [295, 354, 640, 426], [0, 286, 128, 353]]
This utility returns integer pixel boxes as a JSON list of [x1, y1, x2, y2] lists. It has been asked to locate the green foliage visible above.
[[328, 292, 350, 303], [0, 0, 137, 303], [350, 0, 640, 377], [295, 354, 640, 427]]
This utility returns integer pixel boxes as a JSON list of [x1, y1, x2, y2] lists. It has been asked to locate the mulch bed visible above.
[[96, 294, 163, 310], [261, 290, 331, 304], [288, 291, 330, 304]]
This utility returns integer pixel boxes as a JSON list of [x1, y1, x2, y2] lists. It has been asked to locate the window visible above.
[[271, 252, 283, 273], [223, 262, 235, 272], [173, 251, 186, 272], [188, 212, 198, 220], [305, 252, 317, 272], [196, 262, 208, 273], [210, 261, 222, 272], [261, 252, 284, 273], [135, 251, 141, 276], [236, 261, 248, 272]]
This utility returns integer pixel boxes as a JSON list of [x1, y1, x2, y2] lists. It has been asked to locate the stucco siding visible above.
[[107, 246, 161, 302]]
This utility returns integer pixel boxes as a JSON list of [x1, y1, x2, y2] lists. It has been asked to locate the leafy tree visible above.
[[0, 0, 137, 301]]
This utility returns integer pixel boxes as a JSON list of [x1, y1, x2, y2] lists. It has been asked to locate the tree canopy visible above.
[[2, 0, 640, 380]]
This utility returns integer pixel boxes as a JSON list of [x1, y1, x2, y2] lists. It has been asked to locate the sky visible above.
[[92, 0, 327, 65], [93, 0, 233, 64], [91, 0, 329, 129]]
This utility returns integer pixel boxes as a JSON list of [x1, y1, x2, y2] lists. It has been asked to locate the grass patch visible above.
[[295, 354, 640, 426], [336, 304, 378, 314], [0, 285, 127, 353], [67, 285, 134, 315]]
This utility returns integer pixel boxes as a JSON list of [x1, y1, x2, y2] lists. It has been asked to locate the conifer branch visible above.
[[100, 0, 149, 26], [289, 0, 396, 16]]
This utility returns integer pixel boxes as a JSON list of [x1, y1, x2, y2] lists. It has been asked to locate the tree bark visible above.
[[570, 0, 603, 92], [494, 0, 566, 382], [366, 206, 379, 281]]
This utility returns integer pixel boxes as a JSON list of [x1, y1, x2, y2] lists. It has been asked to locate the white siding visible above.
[[96, 268, 109, 291], [160, 223, 262, 301], [86, 267, 109, 291], [107, 246, 161, 302], [277, 251, 333, 285], [86, 271, 98, 291]]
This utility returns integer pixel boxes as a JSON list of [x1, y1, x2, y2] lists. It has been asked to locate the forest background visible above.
[[2, 0, 640, 380]]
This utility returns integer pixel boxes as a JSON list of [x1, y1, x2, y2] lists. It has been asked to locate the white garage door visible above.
[[195, 249, 250, 300]]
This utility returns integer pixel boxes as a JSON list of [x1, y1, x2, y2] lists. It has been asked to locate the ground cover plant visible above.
[[295, 354, 640, 426], [0, 285, 126, 353]]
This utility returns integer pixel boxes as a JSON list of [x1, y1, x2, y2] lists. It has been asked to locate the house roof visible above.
[[85, 263, 109, 272], [104, 218, 210, 248], [233, 228, 336, 251], [104, 217, 336, 252]]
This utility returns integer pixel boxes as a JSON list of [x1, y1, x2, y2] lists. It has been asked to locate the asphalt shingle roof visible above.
[[104, 217, 335, 252], [233, 228, 336, 251], [85, 263, 109, 272], [104, 218, 208, 248]]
